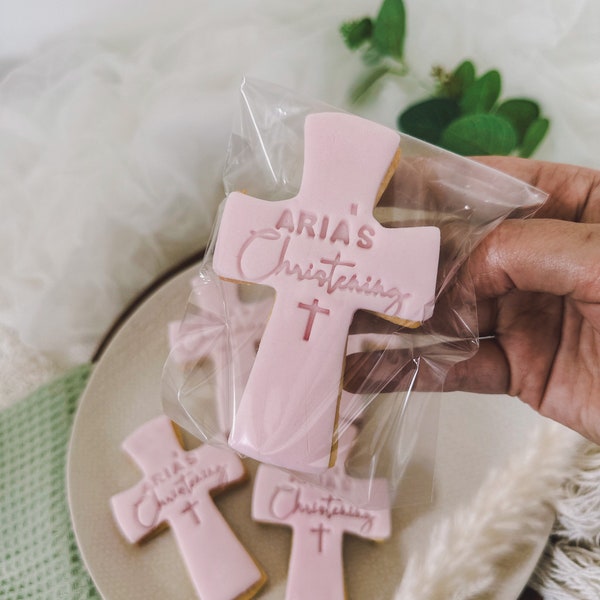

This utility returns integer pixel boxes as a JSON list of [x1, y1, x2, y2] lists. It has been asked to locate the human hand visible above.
[[345, 157, 600, 444]]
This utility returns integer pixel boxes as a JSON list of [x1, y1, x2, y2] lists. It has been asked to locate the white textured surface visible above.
[[1, 0, 600, 370], [531, 439, 600, 599]]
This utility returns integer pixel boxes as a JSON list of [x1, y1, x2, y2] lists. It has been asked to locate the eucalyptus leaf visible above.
[[438, 60, 476, 99], [496, 99, 540, 145], [340, 2, 551, 158], [460, 70, 502, 115], [519, 117, 550, 158], [440, 113, 517, 156], [398, 98, 461, 144], [452, 60, 475, 91], [372, 0, 406, 59], [340, 17, 373, 50]]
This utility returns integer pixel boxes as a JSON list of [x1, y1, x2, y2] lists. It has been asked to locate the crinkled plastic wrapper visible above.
[[162, 78, 547, 508]]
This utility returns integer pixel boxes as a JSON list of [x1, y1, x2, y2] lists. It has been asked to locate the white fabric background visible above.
[[1, 0, 599, 378]]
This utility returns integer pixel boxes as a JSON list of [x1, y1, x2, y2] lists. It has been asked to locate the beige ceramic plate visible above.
[[67, 261, 551, 599]]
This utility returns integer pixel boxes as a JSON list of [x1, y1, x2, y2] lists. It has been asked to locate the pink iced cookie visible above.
[[168, 278, 271, 432], [252, 425, 391, 600], [213, 111, 440, 472], [110, 415, 266, 600]]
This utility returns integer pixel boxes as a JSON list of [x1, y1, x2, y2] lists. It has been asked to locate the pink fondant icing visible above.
[[169, 278, 271, 432], [252, 425, 391, 600], [213, 112, 440, 473], [110, 415, 264, 600]]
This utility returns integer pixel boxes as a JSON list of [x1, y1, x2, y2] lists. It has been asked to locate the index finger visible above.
[[473, 156, 600, 223]]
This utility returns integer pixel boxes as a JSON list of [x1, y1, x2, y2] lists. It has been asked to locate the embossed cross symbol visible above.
[[252, 425, 391, 600], [213, 111, 440, 472], [110, 415, 264, 600], [297, 298, 330, 341]]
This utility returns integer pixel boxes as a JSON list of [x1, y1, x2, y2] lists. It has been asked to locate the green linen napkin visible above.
[[0, 364, 99, 599]]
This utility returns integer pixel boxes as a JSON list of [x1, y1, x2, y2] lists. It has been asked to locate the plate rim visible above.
[[65, 256, 552, 600]]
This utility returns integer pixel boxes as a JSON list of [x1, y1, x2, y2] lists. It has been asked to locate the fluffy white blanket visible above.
[[2, 0, 599, 370]]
